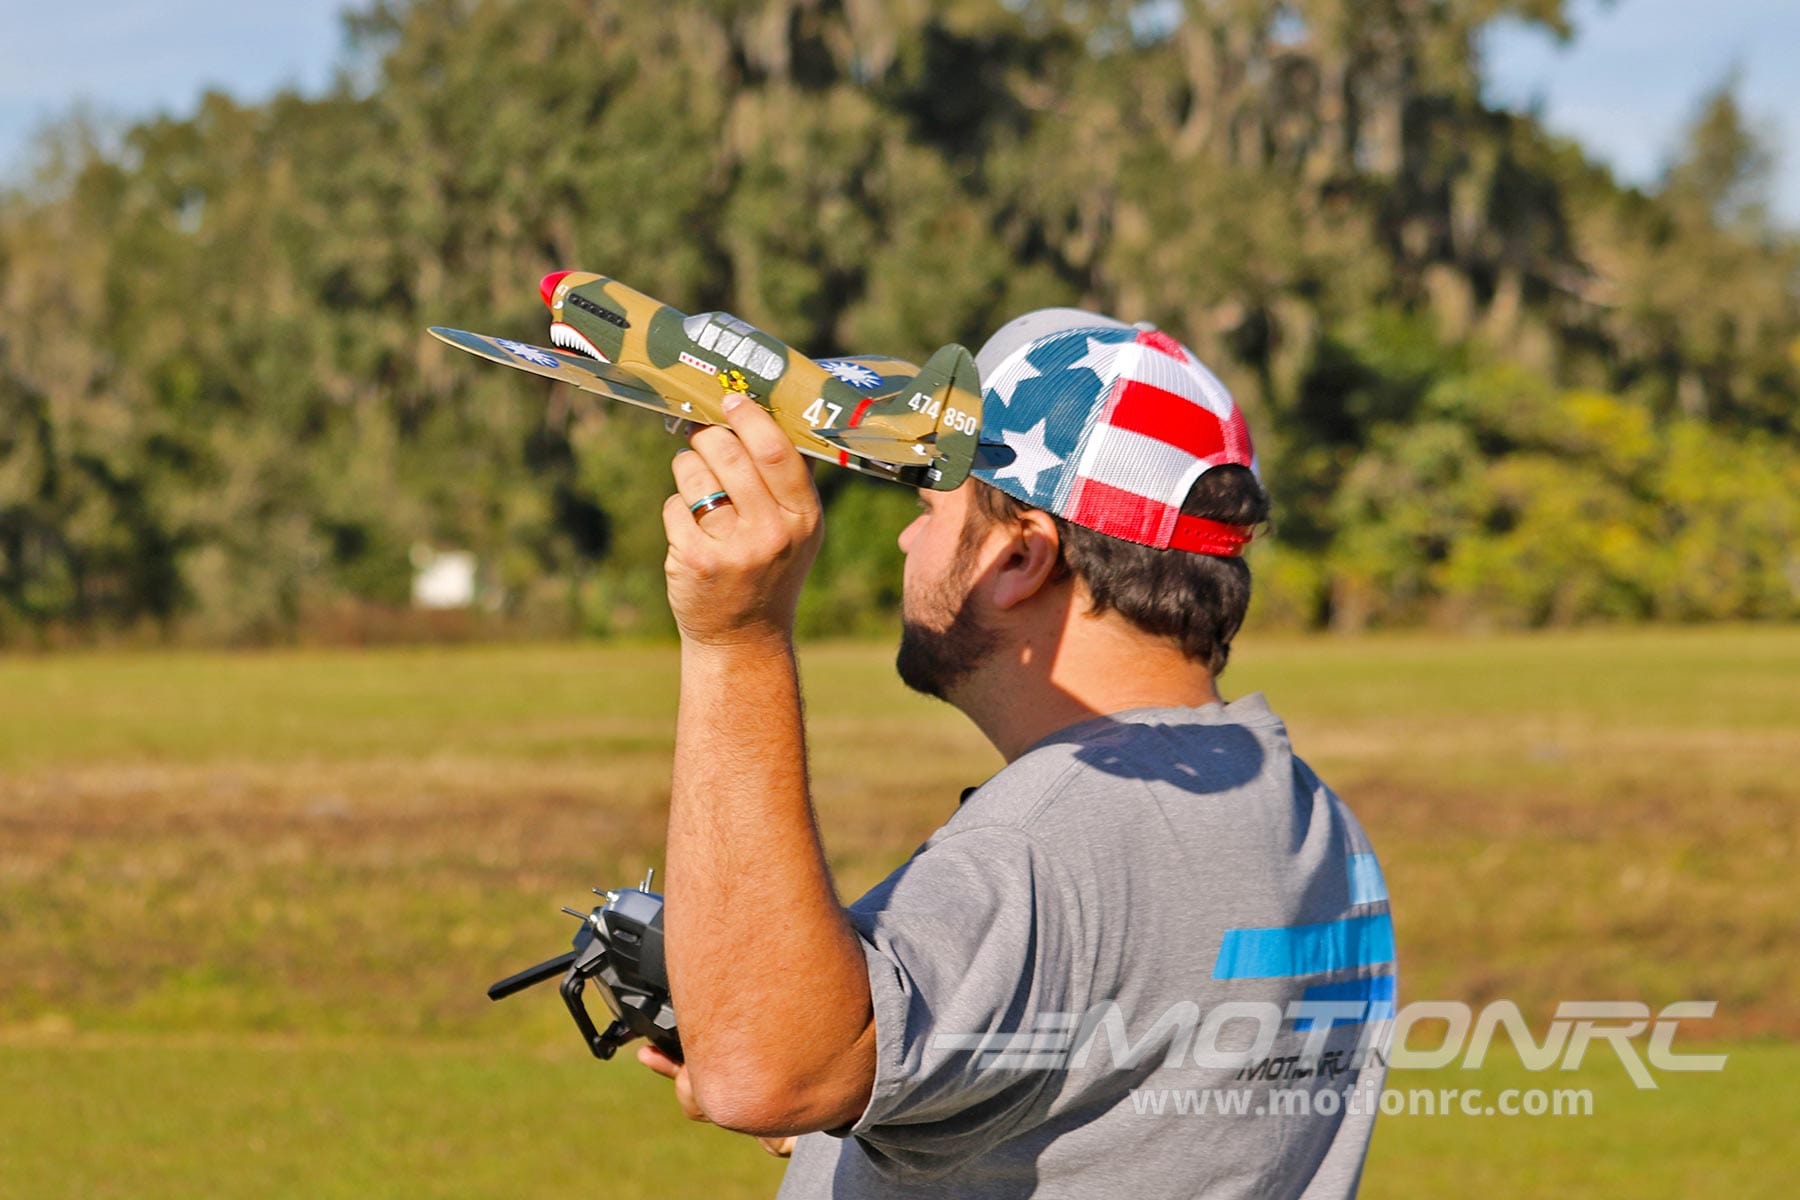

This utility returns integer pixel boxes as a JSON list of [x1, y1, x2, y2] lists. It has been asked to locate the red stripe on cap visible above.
[[1135, 329, 1188, 360], [1069, 479, 1253, 556], [1108, 379, 1227, 461], [1221, 404, 1254, 464], [1168, 514, 1253, 557], [1067, 478, 1176, 547]]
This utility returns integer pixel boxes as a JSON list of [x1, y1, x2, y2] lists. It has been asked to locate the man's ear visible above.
[[989, 508, 1063, 611]]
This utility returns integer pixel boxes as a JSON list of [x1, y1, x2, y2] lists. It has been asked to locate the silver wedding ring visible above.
[[688, 490, 733, 518]]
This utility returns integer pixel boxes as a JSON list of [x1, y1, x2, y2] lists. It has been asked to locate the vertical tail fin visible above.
[[907, 344, 983, 491], [814, 344, 983, 489]]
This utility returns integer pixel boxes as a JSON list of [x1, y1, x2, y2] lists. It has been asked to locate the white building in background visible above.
[[410, 545, 478, 610]]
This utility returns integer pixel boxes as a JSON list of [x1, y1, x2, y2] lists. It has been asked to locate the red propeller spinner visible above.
[[539, 270, 576, 309]]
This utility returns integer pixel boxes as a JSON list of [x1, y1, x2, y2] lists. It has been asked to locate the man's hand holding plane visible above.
[[660, 392, 824, 652]]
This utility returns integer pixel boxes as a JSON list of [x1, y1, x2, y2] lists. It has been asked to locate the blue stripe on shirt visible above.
[[1293, 973, 1397, 1029], [1212, 913, 1396, 980]]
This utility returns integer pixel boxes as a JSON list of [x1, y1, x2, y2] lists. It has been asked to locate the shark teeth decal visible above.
[[549, 322, 609, 363]]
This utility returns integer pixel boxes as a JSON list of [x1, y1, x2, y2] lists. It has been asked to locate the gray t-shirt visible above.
[[777, 694, 1395, 1199]]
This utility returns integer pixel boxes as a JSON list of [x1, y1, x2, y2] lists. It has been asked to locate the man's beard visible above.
[[895, 565, 1000, 701]]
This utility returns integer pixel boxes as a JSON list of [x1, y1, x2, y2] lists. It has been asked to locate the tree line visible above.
[[1, 0, 1795, 644]]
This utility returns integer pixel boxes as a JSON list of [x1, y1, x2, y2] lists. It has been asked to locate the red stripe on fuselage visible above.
[[838, 398, 877, 466]]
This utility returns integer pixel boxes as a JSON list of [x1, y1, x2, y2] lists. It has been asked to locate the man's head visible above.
[[895, 308, 1270, 704]]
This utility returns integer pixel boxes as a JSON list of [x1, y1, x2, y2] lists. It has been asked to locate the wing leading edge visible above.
[[428, 327, 678, 417]]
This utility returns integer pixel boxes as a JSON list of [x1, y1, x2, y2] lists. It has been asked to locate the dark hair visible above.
[[964, 466, 1271, 675]]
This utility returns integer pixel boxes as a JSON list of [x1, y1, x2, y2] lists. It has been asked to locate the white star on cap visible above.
[[991, 419, 1063, 495], [988, 356, 1042, 406], [1069, 335, 1127, 384]]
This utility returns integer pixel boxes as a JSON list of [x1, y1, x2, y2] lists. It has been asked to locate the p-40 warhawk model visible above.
[[428, 271, 984, 490]]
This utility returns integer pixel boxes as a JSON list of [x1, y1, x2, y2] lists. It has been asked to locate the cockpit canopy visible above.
[[682, 312, 786, 381]]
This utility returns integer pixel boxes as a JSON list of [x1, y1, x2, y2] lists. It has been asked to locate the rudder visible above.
[[907, 344, 983, 491]]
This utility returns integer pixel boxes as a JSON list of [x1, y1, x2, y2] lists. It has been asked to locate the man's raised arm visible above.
[[649, 393, 877, 1137]]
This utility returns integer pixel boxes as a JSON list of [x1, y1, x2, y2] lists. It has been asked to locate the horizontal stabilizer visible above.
[[812, 344, 981, 488]]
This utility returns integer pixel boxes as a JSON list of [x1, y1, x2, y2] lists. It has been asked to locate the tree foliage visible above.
[[0, 0, 1795, 642]]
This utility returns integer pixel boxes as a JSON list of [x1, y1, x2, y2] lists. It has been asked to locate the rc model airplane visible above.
[[429, 271, 985, 490]]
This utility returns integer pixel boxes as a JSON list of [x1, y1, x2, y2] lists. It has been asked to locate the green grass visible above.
[[2, 626, 1796, 1194], [0, 1035, 1787, 1200], [1362, 1040, 1796, 1198], [3, 626, 1793, 769], [0, 1035, 786, 1200]]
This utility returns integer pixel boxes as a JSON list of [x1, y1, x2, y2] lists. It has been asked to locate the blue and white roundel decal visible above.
[[818, 359, 884, 390], [496, 338, 561, 369]]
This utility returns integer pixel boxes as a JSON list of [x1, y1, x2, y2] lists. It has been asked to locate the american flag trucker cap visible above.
[[971, 308, 1258, 557]]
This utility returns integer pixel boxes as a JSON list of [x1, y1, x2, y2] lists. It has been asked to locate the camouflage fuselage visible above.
[[547, 272, 932, 475]]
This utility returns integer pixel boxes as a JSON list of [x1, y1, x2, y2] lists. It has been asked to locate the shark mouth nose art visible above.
[[549, 321, 608, 362]]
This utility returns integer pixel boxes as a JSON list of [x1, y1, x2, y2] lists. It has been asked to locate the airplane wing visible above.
[[427, 327, 680, 418]]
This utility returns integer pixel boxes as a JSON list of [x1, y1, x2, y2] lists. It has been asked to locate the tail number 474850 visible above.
[[908, 391, 977, 435]]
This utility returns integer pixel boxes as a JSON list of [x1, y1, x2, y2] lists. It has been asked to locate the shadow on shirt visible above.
[[1038, 714, 1269, 798]]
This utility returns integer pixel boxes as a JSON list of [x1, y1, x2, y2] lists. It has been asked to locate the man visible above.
[[640, 308, 1396, 1197]]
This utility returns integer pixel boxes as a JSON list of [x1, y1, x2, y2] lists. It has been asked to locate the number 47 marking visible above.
[[803, 398, 844, 428]]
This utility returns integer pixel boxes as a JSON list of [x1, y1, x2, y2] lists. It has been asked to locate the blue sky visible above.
[[1481, 0, 1799, 222], [3, 0, 1796, 223], [0, 0, 348, 174]]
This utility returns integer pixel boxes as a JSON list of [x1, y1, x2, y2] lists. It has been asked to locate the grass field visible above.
[[2, 627, 1796, 1196]]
